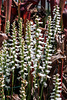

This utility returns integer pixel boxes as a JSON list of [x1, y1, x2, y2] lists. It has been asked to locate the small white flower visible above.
[[12, 66, 15, 70], [32, 71, 36, 75], [37, 29, 42, 32], [47, 64, 52, 68], [56, 94, 60, 97], [39, 37, 44, 40], [43, 82, 47, 87], [30, 21, 33, 25], [36, 32, 39, 36], [6, 79, 10, 83], [39, 41, 44, 44], [38, 22, 43, 24], [36, 54, 40, 58], [38, 73, 46, 77], [34, 84, 38, 88], [34, 64, 37, 68], [46, 70, 50, 74], [35, 18, 41, 21]]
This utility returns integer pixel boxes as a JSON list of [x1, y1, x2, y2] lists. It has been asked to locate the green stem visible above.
[[7, 90, 9, 100], [11, 70, 14, 99], [40, 84, 44, 100]]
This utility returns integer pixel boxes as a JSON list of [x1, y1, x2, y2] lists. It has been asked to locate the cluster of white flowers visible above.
[[3, 21, 11, 89], [53, 5, 61, 36], [2, 21, 20, 94], [0, 51, 5, 99], [24, 20, 32, 78], [11, 22, 17, 70], [23, 16, 55, 99], [18, 20, 25, 77], [30, 17, 45, 90], [50, 74, 62, 100], [0, 13, 62, 99], [17, 20, 27, 99]]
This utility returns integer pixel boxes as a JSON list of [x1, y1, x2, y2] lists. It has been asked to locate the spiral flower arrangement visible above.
[[51, 5, 62, 52], [39, 16, 54, 100], [18, 19, 25, 78], [50, 74, 62, 100], [4, 21, 11, 92], [24, 20, 32, 100], [53, 5, 61, 36], [11, 21, 18, 96], [18, 19, 27, 100], [32, 17, 44, 91], [44, 16, 53, 78], [0, 51, 5, 100]]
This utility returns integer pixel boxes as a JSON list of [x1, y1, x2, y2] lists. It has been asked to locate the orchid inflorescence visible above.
[[53, 5, 61, 36], [50, 74, 62, 100], [18, 19, 27, 100], [3, 21, 11, 91], [0, 51, 5, 100]]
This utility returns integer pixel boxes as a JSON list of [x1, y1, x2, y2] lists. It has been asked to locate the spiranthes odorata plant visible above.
[[2, 40, 11, 99], [0, 51, 5, 100], [18, 19, 27, 100], [40, 16, 53, 100], [11, 21, 18, 97], [4, 20, 11, 93], [34, 16, 44, 86], [53, 5, 61, 36], [50, 74, 62, 100], [18, 19, 25, 78], [5, 20, 16, 97], [24, 20, 32, 100], [52, 5, 62, 51]]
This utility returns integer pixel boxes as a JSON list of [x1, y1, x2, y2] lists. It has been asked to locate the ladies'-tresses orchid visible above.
[[17, 19, 27, 100], [2, 21, 11, 93], [53, 5, 61, 36], [39, 16, 54, 100], [50, 74, 62, 100], [0, 51, 5, 99], [23, 20, 35, 100]]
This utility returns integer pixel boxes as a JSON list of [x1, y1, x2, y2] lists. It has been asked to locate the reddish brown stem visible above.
[[61, 59, 63, 86], [18, 0, 21, 19], [5, 0, 12, 31], [5, 0, 12, 21], [0, 0, 2, 31], [41, 0, 45, 9]]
